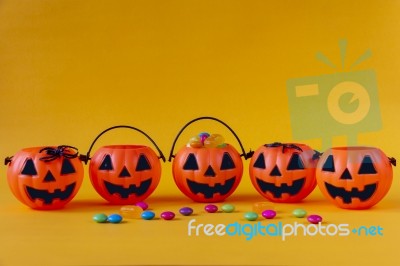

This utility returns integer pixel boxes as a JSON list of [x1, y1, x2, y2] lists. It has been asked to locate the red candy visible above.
[[161, 211, 175, 220]]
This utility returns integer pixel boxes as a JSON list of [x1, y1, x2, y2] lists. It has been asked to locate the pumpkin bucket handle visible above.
[[168, 116, 253, 162], [389, 157, 396, 166], [4, 156, 13, 165], [80, 125, 165, 164]]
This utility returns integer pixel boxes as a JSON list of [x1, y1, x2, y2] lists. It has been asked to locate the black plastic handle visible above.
[[80, 125, 165, 164], [389, 157, 396, 166], [4, 156, 13, 165], [168, 116, 253, 162]]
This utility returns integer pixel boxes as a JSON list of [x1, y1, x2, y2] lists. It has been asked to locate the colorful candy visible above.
[[93, 213, 108, 223], [199, 132, 210, 144], [107, 214, 123, 224], [307, 214, 323, 224], [293, 208, 307, 218], [221, 204, 235, 213], [141, 211, 156, 220], [262, 210, 276, 219], [204, 204, 218, 213], [188, 132, 226, 148], [204, 134, 225, 148], [119, 205, 143, 218], [244, 211, 258, 221], [189, 136, 203, 148], [135, 201, 149, 210], [179, 207, 193, 216], [161, 211, 175, 220]]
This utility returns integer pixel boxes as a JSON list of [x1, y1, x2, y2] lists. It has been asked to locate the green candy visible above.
[[244, 211, 258, 221], [293, 209, 307, 218], [93, 213, 108, 223], [221, 204, 235, 213]]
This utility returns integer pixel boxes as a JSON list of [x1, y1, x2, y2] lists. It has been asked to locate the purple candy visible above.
[[135, 201, 148, 210], [161, 211, 175, 220], [179, 207, 193, 216], [204, 204, 218, 213], [307, 214, 323, 224], [262, 209, 276, 219]]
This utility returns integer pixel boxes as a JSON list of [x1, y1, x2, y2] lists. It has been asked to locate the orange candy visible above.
[[252, 202, 275, 214], [119, 205, 143, 218]]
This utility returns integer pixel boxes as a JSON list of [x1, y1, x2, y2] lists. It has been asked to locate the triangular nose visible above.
[[204, 165, 216, 177], [340, 168, 352, 180], [119, 166, 131, 178], [43, 170, 56, 182], [270, 165, 282, 176]]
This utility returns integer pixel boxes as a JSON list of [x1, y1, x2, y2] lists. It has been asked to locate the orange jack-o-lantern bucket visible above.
[[249, 142, 321, 203], [168, 117, 253, 203], [80, 125, 165, 205], [5, 145, 84, 210], [316, 146, 396, 209]]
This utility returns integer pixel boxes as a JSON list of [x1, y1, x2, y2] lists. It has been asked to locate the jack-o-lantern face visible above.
[[249, 143, 318, 203], [89, 145, 161, 204], [316, 147, 394, 209], [172, 145, 243, 202], [6, 146, 84, 210]]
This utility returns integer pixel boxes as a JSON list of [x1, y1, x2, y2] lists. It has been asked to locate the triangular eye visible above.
[[358, 156, 377, 174], [21, 158, 37, 175], [183, 153, 199, 170], [220, 152, 235, 170], [287, 153, 305, 170], [322, 155, 335, 172], [136, 154, 151, 171], [253, 153, 266, 169], [99, 154, 113, 170], [61, 158, 76, 175]]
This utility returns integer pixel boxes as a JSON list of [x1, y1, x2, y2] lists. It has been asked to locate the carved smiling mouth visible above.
[[25, 183, 76, 204], [187, 177, 236, 199], [104, 179, 151, 198], [325, 182, 377, 204], [256, 178, 305, 198]]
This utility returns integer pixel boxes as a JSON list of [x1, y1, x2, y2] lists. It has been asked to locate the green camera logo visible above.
[[286, 40, 382, 149]]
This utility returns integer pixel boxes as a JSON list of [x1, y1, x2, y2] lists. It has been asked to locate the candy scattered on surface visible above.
[[244, 211, 258, 221], [107, 214, 123, 224], [221, 204, 235, 213], [141, 211, 155, 220], [93, 213, 108, 223], [135, 202, 148, 210], [307, 214, 323, 224], [204, 204, 218, 213], [292, 208, 307, 218], [262, 209, 276, 219], [179, 207, 193, 216], [119, 205, 143, 219], [161, 211, 175, 220], [253, 202, 275, 214]]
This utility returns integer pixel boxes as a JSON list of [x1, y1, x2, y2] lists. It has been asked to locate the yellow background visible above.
[[1, 0, 399, 265]]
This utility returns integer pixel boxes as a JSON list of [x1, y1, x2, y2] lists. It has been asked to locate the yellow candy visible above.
[[119, 205, 143, 218], [252, 202, 275, 214], [188, 136, 203, 148], [204, 134, 225, 148]]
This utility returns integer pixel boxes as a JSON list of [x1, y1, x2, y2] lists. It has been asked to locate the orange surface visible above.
[[1, 1, 400, 265]]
